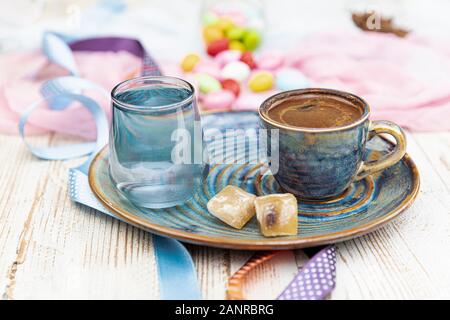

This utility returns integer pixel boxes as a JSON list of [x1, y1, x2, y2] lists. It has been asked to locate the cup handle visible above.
[[356, 120, 407, 180]]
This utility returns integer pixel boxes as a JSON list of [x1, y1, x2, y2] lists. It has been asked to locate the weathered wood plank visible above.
[[1, 130, 449, 300], [329, 132, 450, 299], [187, 246, 230, 300], [0, 135, 57, 299], [0, 135, 160, 299], [413, 132, 450, 192]]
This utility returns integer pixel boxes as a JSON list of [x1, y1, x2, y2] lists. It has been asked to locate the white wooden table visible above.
[[0, 131, 449, 300], [1, 0, 450, 300]]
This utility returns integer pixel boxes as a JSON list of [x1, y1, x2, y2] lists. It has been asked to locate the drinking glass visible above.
[[109, 76, 204, 209]]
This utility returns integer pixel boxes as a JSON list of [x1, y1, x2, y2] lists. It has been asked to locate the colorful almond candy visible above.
[[207, 38, 229, 56], [221, 79, 240, 97], [243, 29, 261, 51], [207, 185, 256, 229], [202, 90, 235, 110], [255, 51, 284, 71], [214, 50, 241, 67], [196, 73, 222, 94], [215, 16, 235, 32], [203, 25, 224, 45], [275, 68, 310, 91], [240, 51, 257, 69], [194, 60, 221, 79], [248, 71, 274, 92], [229, 40, 247, 53], [202, 9, 262, 55], [180, 53, 201, 72], [226, 26, 246, 41], [255, 194, 298, 237], [221, 61, 251, 82]]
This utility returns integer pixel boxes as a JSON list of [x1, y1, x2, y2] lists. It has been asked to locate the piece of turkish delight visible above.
[[255, 194, 298, 237], [207, 185, 256, 229]]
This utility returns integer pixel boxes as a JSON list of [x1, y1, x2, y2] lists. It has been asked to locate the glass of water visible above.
[[109, 76, 204, 209]]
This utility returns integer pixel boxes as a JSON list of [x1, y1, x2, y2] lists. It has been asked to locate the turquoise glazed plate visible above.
[[89, 111, 420, 250]]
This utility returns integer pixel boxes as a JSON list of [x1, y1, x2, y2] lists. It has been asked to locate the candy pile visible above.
[[176, 4, 309, 111], [180, 50, 310, 111], [202, 9, 262, 56]]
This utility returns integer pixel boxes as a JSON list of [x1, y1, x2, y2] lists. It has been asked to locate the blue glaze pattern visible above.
[[264, 121, 369, 199], [89, 111, 419, 250]]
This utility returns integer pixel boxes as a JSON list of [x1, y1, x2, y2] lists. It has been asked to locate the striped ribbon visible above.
[[227, 246, 336, 300]]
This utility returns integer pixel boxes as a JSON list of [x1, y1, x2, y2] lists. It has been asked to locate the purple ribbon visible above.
[[69, 36, 161, 76], [277, 245, 337, 300]]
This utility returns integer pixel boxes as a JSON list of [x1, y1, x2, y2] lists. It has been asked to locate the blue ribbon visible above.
[[19, 32, 201, 300], [19, 79, 109, 170]]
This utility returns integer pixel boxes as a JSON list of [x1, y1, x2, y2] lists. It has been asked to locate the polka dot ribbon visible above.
[[227, 245, 336, 300], [277, 245, 337, 300]]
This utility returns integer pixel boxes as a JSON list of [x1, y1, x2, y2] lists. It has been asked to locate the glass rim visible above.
[[111, 76, 195, 112]]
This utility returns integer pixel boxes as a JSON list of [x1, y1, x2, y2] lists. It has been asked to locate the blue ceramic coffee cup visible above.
[[259, 88, 407, 200]]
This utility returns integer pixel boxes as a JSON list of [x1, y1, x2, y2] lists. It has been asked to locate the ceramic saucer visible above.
[[89, 111, 419, 250]]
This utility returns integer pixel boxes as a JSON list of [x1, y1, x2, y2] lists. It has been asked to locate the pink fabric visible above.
[[0, 50, 141, 139], [2, 31, 450, 137], [166, 31, 450, 131], [284, 31, 450, 131]]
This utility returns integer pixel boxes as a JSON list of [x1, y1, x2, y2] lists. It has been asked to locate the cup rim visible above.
[[111, 76, 195, 112], [259, 88, 370, 132]]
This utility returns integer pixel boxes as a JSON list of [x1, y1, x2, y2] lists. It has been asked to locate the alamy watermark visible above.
[[170, 122, 280, 175]]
